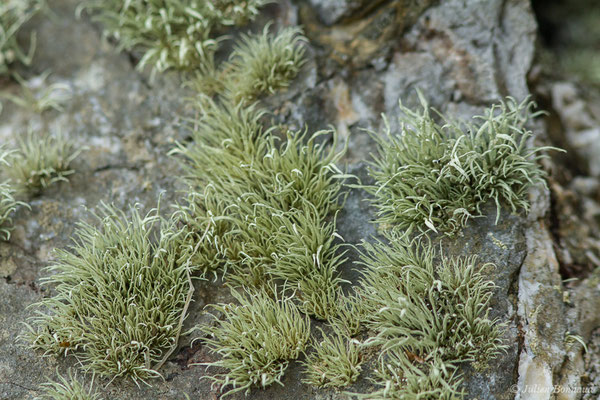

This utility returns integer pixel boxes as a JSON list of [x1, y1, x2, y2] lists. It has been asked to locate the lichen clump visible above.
[[25, 204, 194, 384], [201, 289, 310, 397], [174, 97, 347, 320], [0, 146, 23, 240], [302, 328, 362, 388], [354, 238, 506, 398], [224, 25, 307, 103], [79, 0, 271, 76], [367, 93, 554, 237], [37, 370, 101, 400], [9, 131, 81, 194], [0, 0, 45, 75]]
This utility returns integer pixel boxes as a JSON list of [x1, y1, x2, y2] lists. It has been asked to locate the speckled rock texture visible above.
[[0, 0, 595, 399]]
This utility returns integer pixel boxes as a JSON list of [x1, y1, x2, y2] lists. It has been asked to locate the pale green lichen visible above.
[[328, 291, 366, 338], [173, 98, 347, 319], [24, 203, 195, 385], [0, 181, 19, 240], [2, 72, 72, 113], [302, 328, 362, 388], [224, 25, 307, 103], [351, 237, 506, 398], [0, 0, 45, 75], [36, 370, 101, 400], [188, 24, 307, 103], [200, 288, 311, 397], [9, 130, 82, 194], [0, 146, 26, 240], [78, 0, 270, 77], [366, 93, 557, 237]]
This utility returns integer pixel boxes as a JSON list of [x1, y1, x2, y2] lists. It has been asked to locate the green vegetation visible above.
[[0, 146, 25, 240], [189, 24, 307, 102], [174, 98, 347, 319], [2, 72, 72, 113], [25, 204, 195, 384], [302, 328, 362, 388], [9, 131, 81, 194], [0, 0, 45, 75], [0, 181, 19, 240], [328, 291, 365, 338], [80, 0, 306, 99], [352, 238, 506, 398], [37, 370, 101, 400], [79, 0, 271, 77], [224, 25, 307, 103], [366, 93, 555, 237], [177, 67, 347, 394], [200, 288, 310, 397]]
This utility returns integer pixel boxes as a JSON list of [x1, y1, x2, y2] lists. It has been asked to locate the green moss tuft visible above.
[[0, 181, 19, 240], [173, 98, 347, 319], [0, 0, 45, 75], [224, 25, 307, 104], [352, 237, 506, 398], [79, 0, 270, 77], [200, 288, 311, 397], [2, 72, 72, 113], [328, 291, 366, 338], [24, 203, 195, 384], [37, 370, 101, 400], [367, 352, 463, 400], [302, 328, 362, 388], [9, 131, 82, 194], [0, 146, 26, 240], [366, 93, 558, 237]]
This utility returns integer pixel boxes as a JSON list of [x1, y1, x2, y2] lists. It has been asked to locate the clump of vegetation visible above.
[[302, 328, 362, 388], [37, 370, 101, 400], [24, 203, 195, 384], [366, 93, 556, 237], [0, 181, 19, 240], [174, 98, 347, 319], [189, 24, 308, 103], [328, 291, 366, 338], [9, 131, 82, 194], [0, 0, 45, 75], [352, 237, 506, 398], [78, 0, 270, 77], [224, 25, 307, 103], [200, 288, 311, 397], [366, 352, 463, 400], [2, 72, 72, 113], [0, 146, 26, 240], [199, 0, 272, 27]]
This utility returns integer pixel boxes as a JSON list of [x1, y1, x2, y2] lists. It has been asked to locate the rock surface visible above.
[[0, 0, 596, 399]]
